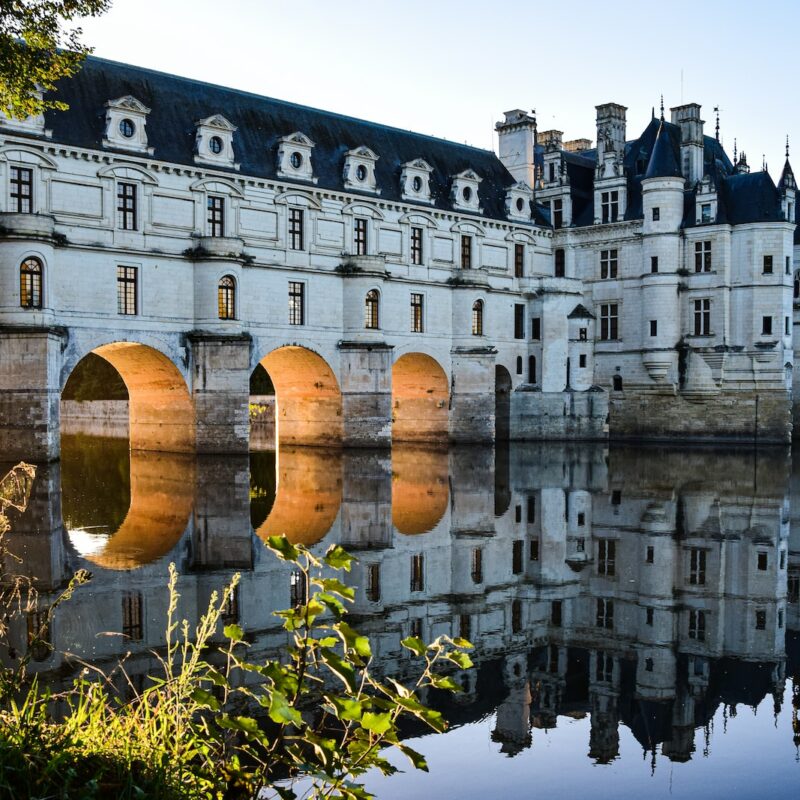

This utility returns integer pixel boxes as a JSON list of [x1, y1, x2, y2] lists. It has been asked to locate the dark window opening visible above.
[[554, 248, 566, 277], [207, 195, 224, 237], [289, 208, 304, 250], [20, 257, 43, 309], [10, 166, 33, 213]]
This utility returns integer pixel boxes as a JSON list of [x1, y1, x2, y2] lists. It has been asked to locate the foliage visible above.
[[0, 515, 473, 799], [0, 1, 111, 120]]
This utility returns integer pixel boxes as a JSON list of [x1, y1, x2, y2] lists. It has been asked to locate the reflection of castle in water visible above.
[[2, 440, 800, 765]]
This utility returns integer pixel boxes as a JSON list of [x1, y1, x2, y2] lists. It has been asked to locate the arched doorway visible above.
[[61, 342, 194, 453], [256, 346, 343, 447], [495, 365, 512, 441], [392, 353, 449, 444]]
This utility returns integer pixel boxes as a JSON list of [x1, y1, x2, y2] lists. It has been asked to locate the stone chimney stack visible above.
[[496, 109, 537, 189], [595, 103, 627, 161], [670, 103, 704, 184]]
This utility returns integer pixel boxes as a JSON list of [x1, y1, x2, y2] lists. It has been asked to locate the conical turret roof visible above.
[[644, 121, 683, 180]]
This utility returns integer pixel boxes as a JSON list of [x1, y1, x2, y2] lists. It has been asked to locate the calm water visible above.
[[2, 435, 799, 799]]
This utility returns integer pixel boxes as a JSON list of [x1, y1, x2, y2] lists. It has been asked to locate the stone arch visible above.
[[392, 352, 449, 444], [258, 345, 343, 447], [61, 340, 194, 453], [255, 447, 341, 545]]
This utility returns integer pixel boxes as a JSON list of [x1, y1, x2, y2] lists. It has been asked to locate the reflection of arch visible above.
[[255, 447, 341, 545], [259, 346, 343, 446], [392, 446, 448, 534], [65, 447, 194, 570], [495, 365, 512, 441], [392, 353, 449, 443], [63, 342, 194, 453]]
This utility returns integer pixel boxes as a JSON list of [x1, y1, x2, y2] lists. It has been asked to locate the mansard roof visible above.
[[42, 56, 520, 222], [539, 114, 784, 229]]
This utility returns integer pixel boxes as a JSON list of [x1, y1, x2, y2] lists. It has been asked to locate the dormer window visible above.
[[277, 132, 316, 183], [194, 115, 237, 169], [0, 85, 50, 138], [451, 170, 482, 213], [343, 146, 379, 194], [103, 96, 152, 154], [505, 181, 533, 221], [401, 159, 434, 204]]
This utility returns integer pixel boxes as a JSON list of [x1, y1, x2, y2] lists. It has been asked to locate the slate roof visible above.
[[544, 114, 788, 230], [42, 56, 521, 222]]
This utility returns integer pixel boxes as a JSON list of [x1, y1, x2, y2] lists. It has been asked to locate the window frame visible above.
[[410, 292, 424, 333], [514, 243, 525, 277], [288, 280, 305, 326], [694, 240, 712, 272], [471, 299, 484, 336], [601, 190, 619, 223], [693, 298, 711, 336], [600, 303, 619, 341], [410, 226, 423, 266], [19, 256, 43, 309], [460, 234, 472, 269], [116, 265, 138, 316], [217, 275, 236, 320], [116, 181, 138, 231], [600, 249, 618, 279], [364, 288, 380, 330], [288, 207, 305, 251], [354, 217, 368, 256], [207, 194, 225, 238], [10, 165, 33, 214]]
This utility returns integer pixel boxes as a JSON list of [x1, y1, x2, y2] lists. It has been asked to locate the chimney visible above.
[[595, 103, 627, 161], [670, 103, 704, 184], [564, 138, 592, 153], [496, 109, 537, 188]]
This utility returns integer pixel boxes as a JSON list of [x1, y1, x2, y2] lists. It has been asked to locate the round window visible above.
[[412, 176, 423, 192], [290, 151, 303, 169], [516, 197, 525, 212], [119, 118, 136, 138], [462, 186, 472, 203], [356, 164, 368, 182], [209, 136, 223, 155]]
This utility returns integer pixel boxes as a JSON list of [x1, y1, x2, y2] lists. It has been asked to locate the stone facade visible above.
[[1, 58, 796, 456]]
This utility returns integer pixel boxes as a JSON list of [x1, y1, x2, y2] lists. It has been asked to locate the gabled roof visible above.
[[568, 303, 595, 319], [42, 56, 520, 221]]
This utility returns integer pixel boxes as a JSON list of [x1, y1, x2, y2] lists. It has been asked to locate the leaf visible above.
[[318, 592, 345, 619], [401, 636, 425, 657], [324, 544, 355, 571], [223, 623, 244, 642], [320, 648, 357, 692], [446, 651, 474, 670], [326, 695, 363, 721], [268, 691, 303, 727], [267, 535, 300, 562], [429, 674, 462, 692], [318, 577, 356, 601], [190, 688, 220, 711], [397, 743, 429, 772], [361, 711, 393, 735], [452, 637, 474, 649]]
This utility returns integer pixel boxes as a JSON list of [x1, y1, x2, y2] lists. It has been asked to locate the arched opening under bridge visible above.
[[391, 353, 449, 444]]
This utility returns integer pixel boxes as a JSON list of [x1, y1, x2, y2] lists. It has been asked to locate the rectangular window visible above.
[[579, 354, 587, 368], [471, 548, 483, 584], [652, 207, 660, 221], [514, 304, 525, 339], [788, 574, 799, 603], [116, 266, 138, 315], [531, 317, 541, 340], [10, 166, 33, 213], [693, 298, 711, 335], [757, 552, 768, 571], [786, 255, 792, 275], [646, 607, 654, 626], [701, 203, 712, 223], [694, 240, 712, 272], [786, 316, 791, 336], [596, 652, 613, 682], [511, 599, 522, 634], [762, 315, 773, 336], [601, 190, 619, 223], [512, 540, 524, 574], [598, 539, 616, 577], [646, 545, 654, 564], [354, 218, 368, 255], [288, 281, 305, 325], [289, 208, 304, 250], [411, 226, 423, 265], [596, 598, 614, 630], [122, 592, 143, 641], [514, 243, 525, 277], [689, 609, 706, 641], [551, 600, 562, 627], [527, 496, 536, 523], [600, 249, 618, 279], [530, 539, 539, 561], [553, 199, 563, 229], [650, 319, 658, 337], [612, 490, 621, 505], [410, 618, 423, 639], [763, 254, 773, 274], [689, 548, 706, 586], [459, 614, 471, 641], [651, 255, 658, 273], [554, 248, 565, 277], [290, 570, 307, 607], [461, 235, 472, 269], [410, 292, 424, 333], [579, 327, 587, 341], [116, 182, 137, 230], [207, 195, 224, 237], [755, 610, 766, 630], [367, 564, 381, 602], [600, 303, 619, 341], [410, 554, 424, 592]]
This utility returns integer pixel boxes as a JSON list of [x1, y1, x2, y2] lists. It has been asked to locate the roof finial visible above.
[[763, 153, 767, 171], [733, 138, 737, 164], [659, 95, 664, 122], [714, 106, 720, 141], [786, 135, 790, 159]]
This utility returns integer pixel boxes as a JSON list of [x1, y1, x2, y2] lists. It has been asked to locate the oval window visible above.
[[463, 186, 472, 203], [412, 176, 423, 192], [516, 197, 525, 212], [209, 136, 223, 154], [290, 151, 303, 169], [356, 164, 368, 182], [119, 118, 136, 138]]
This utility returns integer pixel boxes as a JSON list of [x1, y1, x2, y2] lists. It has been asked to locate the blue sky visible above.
[[80, 0, 796, 174]]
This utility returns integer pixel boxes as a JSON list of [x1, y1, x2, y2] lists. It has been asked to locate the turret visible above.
[[779, 138, 796, 223]]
